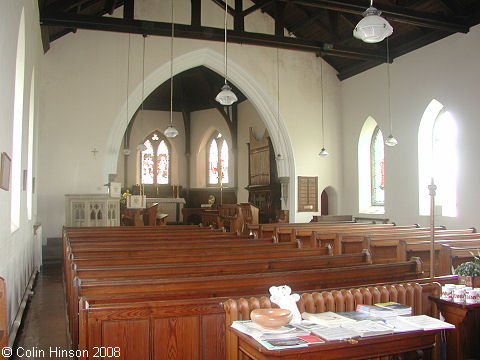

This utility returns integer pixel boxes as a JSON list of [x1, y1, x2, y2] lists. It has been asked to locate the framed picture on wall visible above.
[[0, 152, 11, 191]]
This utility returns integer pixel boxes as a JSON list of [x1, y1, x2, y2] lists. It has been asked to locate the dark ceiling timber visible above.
[[39, 0, 480, 80], [278, 0, 469, 33], [40, 12, 386, 62]]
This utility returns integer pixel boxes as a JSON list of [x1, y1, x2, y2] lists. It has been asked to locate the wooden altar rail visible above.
[[224, 282, 440, 360], [69, 258, 422, 350], [76, 281, 440, 360]]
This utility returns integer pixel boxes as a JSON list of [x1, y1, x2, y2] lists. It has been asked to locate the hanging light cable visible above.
[[385, 38, 398, 147], [137, 35, 148, 152], [123, 34, 132, 156], [275, 48, 283, 161], [319, 59, 328, 157], [215, 0, 237, 106], [164, 0, 179, 138]]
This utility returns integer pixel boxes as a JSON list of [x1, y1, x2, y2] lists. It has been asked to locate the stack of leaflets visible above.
[[394, 315, 455, 331], [301, 311, 357, 326], [341, 320, 394, 337], [231, 320, 324, 350], [374, 302, 412, 316], [355, 304, 399, 319]]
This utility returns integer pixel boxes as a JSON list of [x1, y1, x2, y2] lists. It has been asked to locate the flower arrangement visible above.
[[120, 189, 131, 210], [453, 250, 480, 276]]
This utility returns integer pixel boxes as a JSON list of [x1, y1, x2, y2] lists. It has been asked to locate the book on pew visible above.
[[394, 315, 455, 331], [374, 302, 412, 316]]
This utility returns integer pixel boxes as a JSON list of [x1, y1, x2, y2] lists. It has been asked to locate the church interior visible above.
[[2, 0, 480, 359]]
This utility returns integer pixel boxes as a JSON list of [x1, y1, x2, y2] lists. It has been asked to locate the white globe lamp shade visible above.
[[164, 124, 179, 138], [319, 147, 329, 157], [215, 84, 238, 106], [385, 134, 398, 147], [353, 7, 393, 43]]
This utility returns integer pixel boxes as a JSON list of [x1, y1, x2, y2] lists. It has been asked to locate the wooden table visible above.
[[429, 296, 480, 360], [231, 328, 441, 360]]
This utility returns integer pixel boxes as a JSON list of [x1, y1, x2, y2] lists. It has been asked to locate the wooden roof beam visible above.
[[40, 12, 386, 62], [242, 0, 275, 17], [277, 0, 469, 33]]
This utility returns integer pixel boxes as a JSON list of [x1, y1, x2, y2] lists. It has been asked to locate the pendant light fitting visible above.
[[275, 48, 283, 161], [164, 0, 179, 138], [353, 0, 393, 44], [216, 0, 238, 106], [384, 38, 398, 147], [319, 59, 328, 157]]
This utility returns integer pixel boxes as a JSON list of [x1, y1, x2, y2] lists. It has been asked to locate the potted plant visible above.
[[453, 250, 480, 288]]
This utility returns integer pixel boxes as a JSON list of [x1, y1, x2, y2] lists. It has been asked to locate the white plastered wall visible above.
[[0, 0, 42, 336], [38, 0, 343, 238], [341, 25, 480, 229]]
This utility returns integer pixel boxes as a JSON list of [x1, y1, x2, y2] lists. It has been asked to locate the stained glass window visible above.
[[141, 140, 154, 184], [208, 132, 230, 185], [208, 139, 219, 185], [157, 140, 169, 184], [140, 132, 170, 184], [220, 140, 229, 184], [371, 127, 385, 205]]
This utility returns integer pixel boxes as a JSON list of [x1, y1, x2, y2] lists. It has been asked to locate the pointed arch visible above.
[[104, 47, 296, 220], [11, 8, 26, 232], [358, 117, 385, 214], [418, 99, 458, 217]]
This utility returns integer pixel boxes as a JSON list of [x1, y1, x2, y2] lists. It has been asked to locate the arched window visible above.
[[358, 117, 385, 214], [140, 131, 171, 184], [418, 100, 457, 217], [208, 132, 229, 185], [11, 9, 26, 232], [371, 127, 385, 206]]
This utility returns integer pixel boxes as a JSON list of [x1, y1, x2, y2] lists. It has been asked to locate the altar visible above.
[[145, 198, 185, 223]]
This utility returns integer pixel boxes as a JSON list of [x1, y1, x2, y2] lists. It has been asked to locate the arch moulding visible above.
[[104, 47, 296, 221]]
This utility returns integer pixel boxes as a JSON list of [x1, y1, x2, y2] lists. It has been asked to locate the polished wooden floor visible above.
[[12, 263, 70, 359]]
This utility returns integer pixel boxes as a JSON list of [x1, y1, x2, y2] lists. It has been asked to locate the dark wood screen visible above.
[[248, 128, 271, 186], [298, 176, 318, 212]]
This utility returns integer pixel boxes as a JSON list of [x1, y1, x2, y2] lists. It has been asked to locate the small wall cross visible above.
[[91, 148, 99, 158]]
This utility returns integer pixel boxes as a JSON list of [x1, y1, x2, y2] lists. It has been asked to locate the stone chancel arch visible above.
[[104, 47, 296, 219]]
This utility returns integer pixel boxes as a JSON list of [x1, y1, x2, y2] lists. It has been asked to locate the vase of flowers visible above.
[[453, 251, 480, 287]]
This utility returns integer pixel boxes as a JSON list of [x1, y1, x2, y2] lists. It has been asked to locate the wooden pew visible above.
[[66, 245, 333, 347], [337, 229, 477, 255], [73, 250, 372, 280], [396, 238, 480, 277], [76, 281, 440, 360], [69, 258, 422, 348], [439, 244, 480, 276]]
